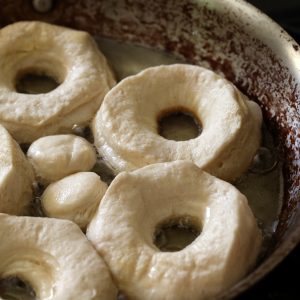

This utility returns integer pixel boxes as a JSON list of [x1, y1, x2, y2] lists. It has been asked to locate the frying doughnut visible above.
[[27, 135, 96, 184], [0, 125, 34, 215], [41, 172, 107, 230], [0, 21, 115, 143], [0, 214, 117, 300], [93, 64, 262, 181], [87, 161, 262, 300]]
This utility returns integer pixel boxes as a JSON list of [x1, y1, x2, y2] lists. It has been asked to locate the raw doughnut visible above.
[[93, 64, 262, 181], [0, 124, 34, 215], [41, 172, 107, 230], [0, 21, 115, 143], [87, 161, 262, 300], [0, 214, 117, 300], [27, 135, 96, 184]]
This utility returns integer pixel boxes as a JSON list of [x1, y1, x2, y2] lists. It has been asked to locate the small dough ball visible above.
[[41, 172, 107, 229], [27, 135, 96, 184], [0, 124, 35, 215]]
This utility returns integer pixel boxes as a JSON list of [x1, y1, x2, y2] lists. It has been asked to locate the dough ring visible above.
[[27, 134, 96, 184], [93, 64, 262, 181], [0, 124, 34, 215], [41, 172, 107, 230], [87, 161, 262, 300], [0, 21, 115, 143], [0, 214, 118, 300]]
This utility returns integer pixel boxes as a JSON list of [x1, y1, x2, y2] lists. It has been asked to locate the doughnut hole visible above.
[[154, 215, 201, 252], [0, 277, 36, 300], [27, 135, 97, 184], [15, 67, 62, 94], [117, 291, 128, 300], [0, 249, 57, 300], [16, 73, 59, 94], [11, 52, 67, 95], [157, 107, 202, 141], [41, 172, 108, 230]]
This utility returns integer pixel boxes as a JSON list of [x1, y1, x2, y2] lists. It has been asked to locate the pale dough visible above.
[[0, 21, 115, 143], [0, 213, 117, 300], [87, 161, 262, 300], [27, 135, 96, 184], [41, 172, 107, 230], [0, 124, 34, 215], [92, 64, 262, 181]]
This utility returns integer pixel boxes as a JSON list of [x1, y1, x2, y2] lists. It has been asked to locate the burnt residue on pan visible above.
[[0, 0, 299, 298]]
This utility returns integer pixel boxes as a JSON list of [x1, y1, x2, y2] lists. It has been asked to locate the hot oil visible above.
[[235, 125, 282, 257], [95, 37, 283, 255], [96, 38, 183, 81]]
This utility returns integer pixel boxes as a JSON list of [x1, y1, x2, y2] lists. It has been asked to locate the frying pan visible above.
[[0, 0, 299, 298]]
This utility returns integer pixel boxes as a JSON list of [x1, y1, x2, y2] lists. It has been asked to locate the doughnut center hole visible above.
[[0, 277, 36, 300], [158, 108, 202, 141], [154, 216, 201, 252], [117, 291, 128, 300], [15, 70, 60, 94]]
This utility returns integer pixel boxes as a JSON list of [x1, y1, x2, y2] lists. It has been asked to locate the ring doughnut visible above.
[[0, 125, 34, 215], [0, 21, 115, 143], [27, 135, 96, 184], [87, 161, 262, 300], [0, 214, 118, 299], [93, 64, 262, 181], [41, 172, 107, 230]]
